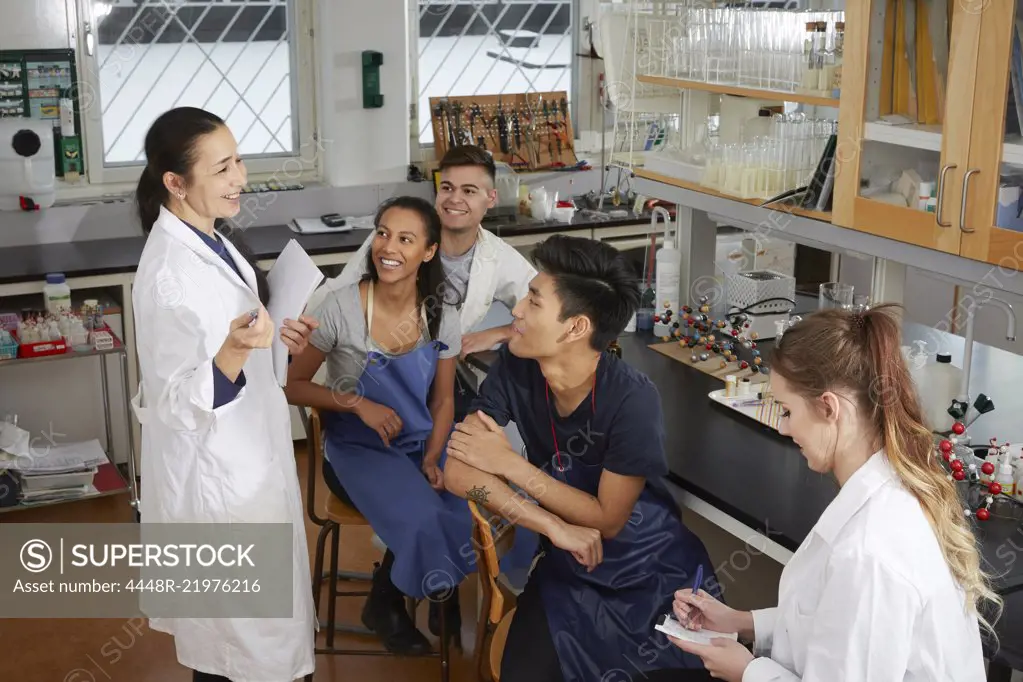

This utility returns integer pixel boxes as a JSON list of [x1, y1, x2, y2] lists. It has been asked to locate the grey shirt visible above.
[[308, 281, 462, 396], [439, 242, 476, 310]]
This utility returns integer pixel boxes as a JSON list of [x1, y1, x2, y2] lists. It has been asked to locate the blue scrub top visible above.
[[470, 345, 675, 502], [184, 221, 247, 408]]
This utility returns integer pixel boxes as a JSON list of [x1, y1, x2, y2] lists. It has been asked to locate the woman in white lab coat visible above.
[[130, 107, 318, 682], [669, 305, 1002, 682]]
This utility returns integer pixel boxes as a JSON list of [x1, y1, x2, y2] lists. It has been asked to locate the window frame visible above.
[[409, 0, 583, 158], [65, 0, 318, 201]]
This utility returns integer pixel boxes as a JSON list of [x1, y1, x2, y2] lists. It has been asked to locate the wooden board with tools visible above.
[[429, 91, 578, 171]]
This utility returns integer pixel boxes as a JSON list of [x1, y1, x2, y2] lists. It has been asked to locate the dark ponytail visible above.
[[365, 196, 454, 341], [136, 106, 269, 306]]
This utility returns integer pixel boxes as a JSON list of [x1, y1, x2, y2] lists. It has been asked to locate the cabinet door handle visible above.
[[935, 163, 956, 227], [959, 168, 980, 234]]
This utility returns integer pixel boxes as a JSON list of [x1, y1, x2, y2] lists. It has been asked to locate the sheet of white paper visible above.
[[267, 239, 325, 387], [654, 615, 739, 645]]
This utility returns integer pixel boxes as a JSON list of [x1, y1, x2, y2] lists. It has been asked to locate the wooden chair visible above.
[[467, 499, 519, 682], [300, 406, 452, 682]]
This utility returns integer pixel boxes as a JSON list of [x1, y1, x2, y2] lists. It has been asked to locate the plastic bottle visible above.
[[995, 449, 1017, 498], [654, 217, 680, 330], [917, 352, 961, 433], [43, 273, 71, 315]]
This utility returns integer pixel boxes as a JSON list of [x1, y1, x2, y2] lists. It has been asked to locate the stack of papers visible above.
[[0, 429, 109, 505]]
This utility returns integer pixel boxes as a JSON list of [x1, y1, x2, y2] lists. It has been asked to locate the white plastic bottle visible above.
[[918, 352, 961, 433], [995, 450, 1017, 498], [43, 273, 71, 314], [654, 216, 679, 336]]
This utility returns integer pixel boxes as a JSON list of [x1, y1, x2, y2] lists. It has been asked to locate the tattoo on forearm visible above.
[[466, 485, 490, 504]]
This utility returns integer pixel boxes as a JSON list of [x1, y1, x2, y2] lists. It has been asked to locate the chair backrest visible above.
[[468, 499, 515, 626], [300, 406, 328, 526]]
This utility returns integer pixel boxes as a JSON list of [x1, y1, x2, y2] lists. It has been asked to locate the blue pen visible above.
[[683, 564, 704, 629]]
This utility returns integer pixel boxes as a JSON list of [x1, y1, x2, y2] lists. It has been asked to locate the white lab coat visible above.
[[317, 225, 536, 334], [130, 206, 316, 682], [743, 450, 986, 682]]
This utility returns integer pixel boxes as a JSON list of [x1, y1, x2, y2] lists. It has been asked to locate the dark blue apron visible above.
[[322, 281, 474, 599], [531, 377, 717, 681]]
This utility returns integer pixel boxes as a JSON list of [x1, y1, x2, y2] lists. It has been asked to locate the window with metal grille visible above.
[[84, 0, 314, 182], [416, 0, 575, 146]]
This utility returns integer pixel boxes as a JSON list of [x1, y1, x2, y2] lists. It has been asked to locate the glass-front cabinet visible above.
[[836, 0, 1023, 271], [959, 0, 1023, 269], [833, 0, 981, 255]]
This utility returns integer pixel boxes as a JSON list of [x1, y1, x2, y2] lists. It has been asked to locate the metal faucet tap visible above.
[[955, 296, 1017, 407]]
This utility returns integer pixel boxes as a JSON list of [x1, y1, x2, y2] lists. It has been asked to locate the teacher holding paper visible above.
[[130, 106, 319, 682]]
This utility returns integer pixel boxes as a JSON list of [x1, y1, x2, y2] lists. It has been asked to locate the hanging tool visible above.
[[452, 101, 464, 145], [441, 101, 456, 149], [512, 109, 522, 155], [433, 103, 445, 148], [497, 100, 509, 155]]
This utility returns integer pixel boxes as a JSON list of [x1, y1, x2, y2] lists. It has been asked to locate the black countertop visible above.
[[0, 209, 651, 286]]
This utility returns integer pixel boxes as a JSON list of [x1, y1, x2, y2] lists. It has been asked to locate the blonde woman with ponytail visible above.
[[668, 304, 1001, 682]]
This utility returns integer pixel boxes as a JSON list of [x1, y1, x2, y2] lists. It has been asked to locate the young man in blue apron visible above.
[[285, 196, 473, 655], [444, 235, 720, 682]]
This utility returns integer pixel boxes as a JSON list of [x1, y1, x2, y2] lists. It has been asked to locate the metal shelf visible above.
[[0, 331, 139, 517]]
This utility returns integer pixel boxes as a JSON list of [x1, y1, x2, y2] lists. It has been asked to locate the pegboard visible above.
[[429, 91, 578, 171]]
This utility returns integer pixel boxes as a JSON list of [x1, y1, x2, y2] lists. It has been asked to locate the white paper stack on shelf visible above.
[[0, 420, 108, 505]]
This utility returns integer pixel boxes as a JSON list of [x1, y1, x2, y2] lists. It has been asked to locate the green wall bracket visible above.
[[362, 50, 384, 109]]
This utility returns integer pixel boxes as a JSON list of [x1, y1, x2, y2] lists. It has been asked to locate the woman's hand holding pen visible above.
[[215, 307, 274, 382], [673, 589, 754, 640], [669, 589, 756, 682]]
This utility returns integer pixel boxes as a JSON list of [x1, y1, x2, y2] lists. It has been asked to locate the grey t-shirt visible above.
[[308, 281, 462, 396], [439, 242, 476, 310]]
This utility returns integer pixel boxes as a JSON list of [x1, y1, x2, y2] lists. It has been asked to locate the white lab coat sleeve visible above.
[[333, 230, 373, 289], [742, 550, 919, 682], [492, 242, 537, 310], [750, 607, 778, 656], [136, 270, 234, 433]]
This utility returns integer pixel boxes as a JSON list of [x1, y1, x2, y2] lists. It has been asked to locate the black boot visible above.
[[361, 551, 432, 655], [428, 585, 462, 650]]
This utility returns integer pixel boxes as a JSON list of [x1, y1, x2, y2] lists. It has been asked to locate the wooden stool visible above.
[[300, 407, 452, 682]]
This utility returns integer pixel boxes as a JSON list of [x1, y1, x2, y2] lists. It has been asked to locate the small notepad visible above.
[[654, 614, 739, 645]]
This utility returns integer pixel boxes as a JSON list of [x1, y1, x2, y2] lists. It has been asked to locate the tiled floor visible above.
[[3, 445, 481, 682]]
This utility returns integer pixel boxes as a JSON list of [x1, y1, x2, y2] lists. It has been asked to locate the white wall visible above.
[[316, 0, 411, 187]]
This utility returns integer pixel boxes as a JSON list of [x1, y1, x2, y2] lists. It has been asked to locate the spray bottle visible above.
[[652, 206, 678, 338]]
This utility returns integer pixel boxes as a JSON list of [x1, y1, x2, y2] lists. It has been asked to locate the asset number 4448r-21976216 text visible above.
[[124, 579, 261, 593]]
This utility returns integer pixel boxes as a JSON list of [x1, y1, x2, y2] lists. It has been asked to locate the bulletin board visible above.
[[0, 48, 84, 179], [429, 90, 578, 171]]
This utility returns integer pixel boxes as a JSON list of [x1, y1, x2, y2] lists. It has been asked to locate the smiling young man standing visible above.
[[327, 145, 536, 363], [443, 235, 719, 682]]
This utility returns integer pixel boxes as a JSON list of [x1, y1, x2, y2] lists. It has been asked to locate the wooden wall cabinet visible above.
[[834, 0, 1023, 271]]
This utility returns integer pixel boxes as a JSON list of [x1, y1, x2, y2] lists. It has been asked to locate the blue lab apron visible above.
[[321, 282, 474, 599], [531, 418, 718, 680]]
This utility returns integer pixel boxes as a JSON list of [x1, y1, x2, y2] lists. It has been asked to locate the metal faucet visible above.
[[955, 295, 1017, 406]]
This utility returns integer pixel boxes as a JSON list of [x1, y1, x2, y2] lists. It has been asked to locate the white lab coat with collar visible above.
[[318, 225, 536, 334], [743, 451, 986, 682], [130, 206, 315, 682]]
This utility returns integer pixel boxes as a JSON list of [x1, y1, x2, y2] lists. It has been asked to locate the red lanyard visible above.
[[545, 371, 597, 473]]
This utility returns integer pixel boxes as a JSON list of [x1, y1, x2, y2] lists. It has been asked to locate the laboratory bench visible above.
[[0, 207, 653, 286], [466, 328, 1023, 676]]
